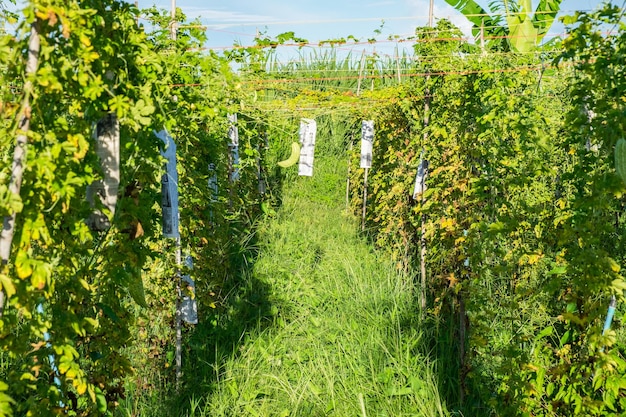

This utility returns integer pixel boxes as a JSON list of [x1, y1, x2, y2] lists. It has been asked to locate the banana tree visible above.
[[443, 0, 563, 52]]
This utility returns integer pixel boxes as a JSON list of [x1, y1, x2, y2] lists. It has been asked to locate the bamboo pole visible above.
[[0, 20, 41, 317]]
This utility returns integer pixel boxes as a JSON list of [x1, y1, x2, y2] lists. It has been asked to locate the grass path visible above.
[[195, 157, 448, 417]]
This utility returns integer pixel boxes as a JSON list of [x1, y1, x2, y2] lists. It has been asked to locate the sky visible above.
[[4, 0, 612, 60], [136, 0, 608, 59]]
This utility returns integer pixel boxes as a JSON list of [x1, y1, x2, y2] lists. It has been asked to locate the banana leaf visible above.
[[532, 0, 564, 38]]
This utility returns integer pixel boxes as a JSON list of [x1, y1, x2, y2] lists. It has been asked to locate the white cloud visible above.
[[365, 1, 397, 6], [405, 0, 474, 38], [150, 3, 277, 28]]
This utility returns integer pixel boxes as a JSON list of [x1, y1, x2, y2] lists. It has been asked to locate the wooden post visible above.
[[346, 135, 353, 210], [0, 20, 41, 317], [356, 50, 365, 96], [459, 293, 466, 405], [371, 48, 375, 91], [362, 167, 369, 232], [480, 19, 486, 56], [175, 237, 182, 388], [419, 0, 435, 313], [428, 0, 434, 28], [396, 49, 402, 85], [170, 0, 177, 41], [360, 121, 374, 232], [167, 3, 182, 387], [420, 93, 430, 313]]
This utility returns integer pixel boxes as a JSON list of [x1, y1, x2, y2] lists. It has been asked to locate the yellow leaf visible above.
[[20, 372, 36, 381], [30, 265, 47, 290], [79, 34, 91, 47], [608, 258, 620, 273], [16, 260, 32, 279], [62, 21, 70, 39], [88, 384, 96, 403], [75, 378, 88, 395], [79, 278, 91, 291], [440, 218, 455, 230], [0, 273, 16, 298]]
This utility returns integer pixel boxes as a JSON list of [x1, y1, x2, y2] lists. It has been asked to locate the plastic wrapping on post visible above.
[[360, 120, 374, 169], [86, 114, 120, 231], [180, 255, 198, 325], [298, 119, 317, 177], [412, 154, 429, 200], [228, 113, 240, 182], [157, 129, 180, 239]]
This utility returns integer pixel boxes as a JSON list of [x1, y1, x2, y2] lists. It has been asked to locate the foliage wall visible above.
[[344, 9, 626, 416]]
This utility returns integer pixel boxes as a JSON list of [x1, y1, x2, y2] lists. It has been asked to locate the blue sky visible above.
[[138, 0, 607, 58], [5, 0, 610, 59]]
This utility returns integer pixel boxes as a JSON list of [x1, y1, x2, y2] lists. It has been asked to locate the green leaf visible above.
[[441, 0, 495, 37], [611, 278, 626, 292], [95, 387, 107, 413], [533, 0, 564, 38], [535, 326, 554, 340]]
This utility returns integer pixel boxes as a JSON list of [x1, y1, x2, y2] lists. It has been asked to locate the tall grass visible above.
[[186, 157, 448, 417]]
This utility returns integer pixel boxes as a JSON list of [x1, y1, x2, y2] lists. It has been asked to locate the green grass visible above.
[[117, 148, 448, 416], [201, 158, 444, 416]]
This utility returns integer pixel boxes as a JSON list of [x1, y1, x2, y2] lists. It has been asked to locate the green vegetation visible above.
[[121, 155, 447, 417], [1, 1, 626, 416], [443, 0, 564, 51]]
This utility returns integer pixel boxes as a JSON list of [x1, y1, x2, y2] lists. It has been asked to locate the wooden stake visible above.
[[356, 50, 365, 96], [170, 0, 177, 41], [0, 20, 41, 317], [480, 19, 486, 56], [346, 135, 354, 210], [428, 0, 434, 28], [459, 293, 466, 406], [419, 85, 430, 313], [396, 52, 402, 85], [362, 168, 369, 232], [175, 237, 182, 389]]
